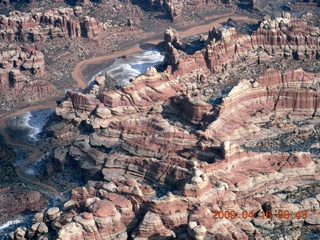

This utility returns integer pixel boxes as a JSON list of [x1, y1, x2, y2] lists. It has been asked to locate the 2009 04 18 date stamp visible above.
[[213, 210, 308, 220]]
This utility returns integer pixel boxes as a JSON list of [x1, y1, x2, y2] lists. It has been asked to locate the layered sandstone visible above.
[[148, 0, 182, 22], [145, 0, 238, 22], [0, 43, 56, 106], [0, 188, 46, 222], [132, 211, 176, 239], [15, 14, 320, 239], [12, 182, 137, 240], [12, 149, 320, 239], [55, 13, 320, 158], [202, 68, 320, 143], [0, 45, 45, 90], [205, 14, 320, 74], [0, 7, 102, 42]]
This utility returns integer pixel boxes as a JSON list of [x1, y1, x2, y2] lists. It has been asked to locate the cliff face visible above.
[[0, 6, 105, 107], [0, 7, 101, 42], [12, 14, 320, 239], [0, 44, 57, 104], [205, 15, 320, 73], [140, 0, 256, 22], [0, 45, 45, 90], [146, 0, 183, 21], [204, 68, 320, 143], [0, 188, 46, 223]]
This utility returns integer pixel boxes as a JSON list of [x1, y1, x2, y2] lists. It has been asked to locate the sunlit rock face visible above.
[[203, 68, 320, 143], [0, 189, 46, 225], [0, 7, 101, 42], [14, 14, 320, 240], [0, 45, 46, 90]]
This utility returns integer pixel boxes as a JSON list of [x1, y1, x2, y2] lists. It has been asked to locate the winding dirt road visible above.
[[72, 15, 258, 87], [0, 102, 65, 201], [0, 13, 259, 203]]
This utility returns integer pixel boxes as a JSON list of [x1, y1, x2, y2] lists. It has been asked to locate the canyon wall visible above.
[[0, 7, 101, 42], [0, 45, 45, 89], [11, 13, 320, 239]]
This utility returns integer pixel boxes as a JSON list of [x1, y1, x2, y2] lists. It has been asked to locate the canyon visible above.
[[0, 0, 319, 239], [10, 11, 320, 240]]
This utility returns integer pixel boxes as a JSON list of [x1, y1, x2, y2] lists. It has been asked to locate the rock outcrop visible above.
[[0, 43, 56, 106], [0, 45, 45, 90], [132, 211, 176, 239], [203, 68, 320, 143], [146, 0, 182, 21], [11, 182, 135, 240], [205, 14, 320, 74], [145, 0, 238, 22], [0, 188, 46, 223], [0, 7, 102, 42], [15, 14, 320, 239]]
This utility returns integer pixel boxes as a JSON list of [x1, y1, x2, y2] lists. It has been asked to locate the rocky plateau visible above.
[[0, 0, 319, 239], [8, 10, 320, 240]]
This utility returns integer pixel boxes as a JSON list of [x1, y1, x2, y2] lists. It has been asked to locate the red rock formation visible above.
[[169, 95, 213, 123], [10, 182, 137, 240], [8, 70, 26, 90], [26, 80, 55, 94], [81, 16, 101, 39], [132, 211, 176, 239], [0, 7, 102, 42], [0, 45, 45, 90], [78, 0, 90, 6], [145, 0, 236, 22], [56, 90, 101, 123], [204, 14, 320, 74], [13, 149, 320, 239], [18, 15, 320, 240], [146, 0, 182, 22], [103, 154, 191, 188], [0, 188, 46, 221], [20, 45, 45, 76], [161, 14, 320, 79], [202, 68, 320, 143], [52, 147, 68, 171]]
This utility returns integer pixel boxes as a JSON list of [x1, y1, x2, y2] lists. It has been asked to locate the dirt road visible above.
[[0, 102, 64, 201], [72, 15, 258, 89], [0, 13, 258, 202]]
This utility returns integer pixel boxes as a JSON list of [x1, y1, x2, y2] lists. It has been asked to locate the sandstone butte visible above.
[[0, 7, 101, 42], [0, 45, 50, 91], [11, 13, 320, 240], [0, 6, 103, 100]]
